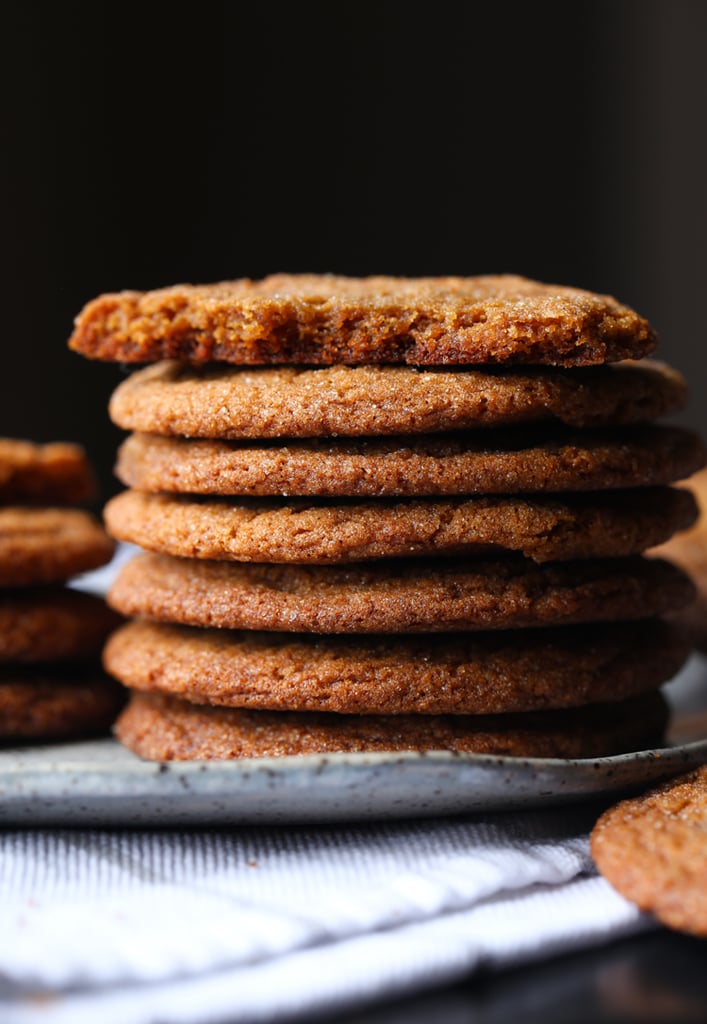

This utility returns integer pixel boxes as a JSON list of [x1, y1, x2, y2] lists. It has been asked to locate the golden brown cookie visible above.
[[69, 274, 656, 367], [108, 361, 685, 439], [0, 439, 96, 505], [115, 426, 705, 498], [0, 589, 122, 662], [114, 689, 669, 761], [0, 508, 115, 586], [591, 766, 707, 937], [108, 553, 694, 634], [103, 487, 697, 565], [104, 619, 686, 716], [652, 468, 707, 651], [0, 665, 125, 741]]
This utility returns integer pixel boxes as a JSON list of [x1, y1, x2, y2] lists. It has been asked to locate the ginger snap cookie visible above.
[[652, 468, 707, 651], [115, 689, 669, 761], [591, 765, 707, 937], [0, 508, 115, 586], [104, 619, 687, 716], [115, 425, 705, 498], [103, 487, 697, 565], [108, 361, 686, 440], [0, 666, 125, 741], [108, 553, 694, 634], [0, 439, 96, 505], [69, 274, 656, 367], [0, 589, 122, 662]]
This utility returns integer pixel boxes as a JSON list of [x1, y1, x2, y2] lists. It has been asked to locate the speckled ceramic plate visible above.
[[1, 655, 706, 826]]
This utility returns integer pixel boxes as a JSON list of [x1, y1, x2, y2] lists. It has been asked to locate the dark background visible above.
[[3, 0, 706, 500]]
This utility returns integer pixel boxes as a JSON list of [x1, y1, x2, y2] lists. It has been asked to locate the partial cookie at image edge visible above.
[[0, 438, 96, 505], [651, 467, 707, 652], [0, 588, 122, 662], [0, 508, 115, 587], [0, 667, 126, 741], [591, 765, 707, 937]]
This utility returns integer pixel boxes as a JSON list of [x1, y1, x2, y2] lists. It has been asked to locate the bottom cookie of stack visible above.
[[115, 690, 669, 761]]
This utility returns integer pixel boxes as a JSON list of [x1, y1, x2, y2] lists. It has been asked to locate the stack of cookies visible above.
[[0, 439, 123, 742], [68, 275, 705, 760]]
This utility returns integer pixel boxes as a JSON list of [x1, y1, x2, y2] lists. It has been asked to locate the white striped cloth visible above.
[[0, 808, 651, 1024]]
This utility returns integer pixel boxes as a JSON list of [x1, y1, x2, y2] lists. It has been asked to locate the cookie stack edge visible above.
[[0, 439, 124, 740]]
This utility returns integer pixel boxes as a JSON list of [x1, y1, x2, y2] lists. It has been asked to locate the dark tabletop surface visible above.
[[324, 929, 707, 1024]]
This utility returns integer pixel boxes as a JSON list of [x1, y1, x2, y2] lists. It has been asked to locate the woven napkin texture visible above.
[[0, 806, 649, 1024]]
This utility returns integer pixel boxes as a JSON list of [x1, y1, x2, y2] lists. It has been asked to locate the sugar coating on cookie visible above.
[[69, 274, 656, 367], [591, 765, 707, 937], [104, 619, 687, 716], [0, 507, 115, 586], [109, 361, 686, 439], [0, 588, 122, 662], [0, 666, 125, 740], [103, 487, 697, 565], [115, 425, 706, 498], [115, 689, 669, 760], [108, 553, 694, 634], [0, 439, 96, 505]]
